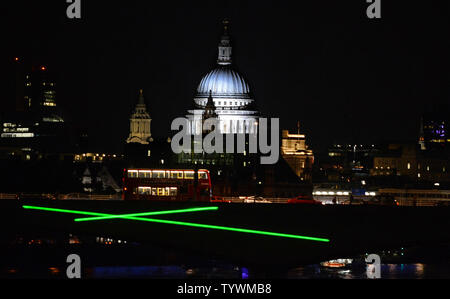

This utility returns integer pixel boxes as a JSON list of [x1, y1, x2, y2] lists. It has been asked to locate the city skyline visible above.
[[1, 0, 450, 282], [2, 1, 449, 153]]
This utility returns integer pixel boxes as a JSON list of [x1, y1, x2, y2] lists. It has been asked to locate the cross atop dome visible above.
[[222, 19, 229, 34]]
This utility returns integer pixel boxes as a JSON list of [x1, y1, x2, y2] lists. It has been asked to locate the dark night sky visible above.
[[2, 0, 449, 153]]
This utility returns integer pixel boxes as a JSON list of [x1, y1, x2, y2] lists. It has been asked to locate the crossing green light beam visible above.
[[22, 205, 330, 243], [22, 205, 217, 219], [74, 206, 219, 222]]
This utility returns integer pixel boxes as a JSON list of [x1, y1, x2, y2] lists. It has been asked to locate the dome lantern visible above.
[[217, 19, 232, 66]]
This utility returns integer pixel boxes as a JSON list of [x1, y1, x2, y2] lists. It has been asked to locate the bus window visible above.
[[170, 171, 183, 179], [151, 187, 157, 196], [157, 187, 164, 196], [153, 171, 165, 179], [198, 172, 208, 180], [139, 171, 151, 178], [184, 171, 194, 179], [169, 187, 177, 196], [138, 187, 151, 195], [128, 170, 138, 178]]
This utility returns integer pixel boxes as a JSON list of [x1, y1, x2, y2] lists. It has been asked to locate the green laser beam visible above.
[[23, 205, 109, 216], [74, 206, 218, 221], [103, 216, 330, 242], [22, 205, 330, 243], [22, 205, 217, 219]]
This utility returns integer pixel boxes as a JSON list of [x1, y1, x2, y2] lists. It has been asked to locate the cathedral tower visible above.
[[126, 89, 152, 144]]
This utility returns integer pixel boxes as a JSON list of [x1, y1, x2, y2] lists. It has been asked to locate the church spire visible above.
[[135, 88, 147, 113], [203, 90, 217, 119], [138, 89, 145, 105], [126, 89, 152, 144], [217, 19, 232, 65], [202, 90, 218, 133]]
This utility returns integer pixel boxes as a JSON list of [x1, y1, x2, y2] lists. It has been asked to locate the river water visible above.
[[2, 234, 450, 279]]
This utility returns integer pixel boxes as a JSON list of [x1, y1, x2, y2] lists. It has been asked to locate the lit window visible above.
[[153, 170, 165, 178], [184, 171, 194, 179], [127, 170, 138, 178], [138, 187, 151, 195], [1, 132, 34, 138], [407, 163, 411, 170], [138, 170, 151, 178]]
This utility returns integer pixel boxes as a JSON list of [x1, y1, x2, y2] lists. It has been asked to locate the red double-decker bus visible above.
[[122, 168, 212, 201]]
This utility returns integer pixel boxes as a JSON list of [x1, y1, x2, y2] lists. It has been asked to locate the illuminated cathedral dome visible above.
[[187, 20, 259, 134], [196, 66, 250, 99]]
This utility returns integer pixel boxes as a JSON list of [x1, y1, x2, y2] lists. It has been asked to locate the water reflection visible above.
[[286, 263, 436, 279], [89, 266, 186, 279], [3, 261, 450, 279], [2, 234, 450, 279]]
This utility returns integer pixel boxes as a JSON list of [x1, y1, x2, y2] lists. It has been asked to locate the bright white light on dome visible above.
[[197, 68, 250, 96]]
